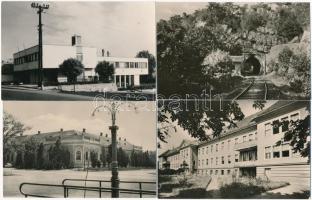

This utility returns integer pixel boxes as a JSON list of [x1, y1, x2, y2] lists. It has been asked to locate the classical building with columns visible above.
[[5, 128, 143, 168], [12, 35, 148, 88], [159, 101, 310, 186]]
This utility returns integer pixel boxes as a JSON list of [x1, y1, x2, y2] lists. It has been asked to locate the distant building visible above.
[[12, 35, 148, 88], [159, 101, 310, 185], [1, 60, 14, 83], [158, 140, 198, 174], [5, 129, 142, 168]]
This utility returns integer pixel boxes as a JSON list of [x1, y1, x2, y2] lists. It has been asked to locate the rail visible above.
[[62, 178, 156, 198], [19, 179, 156, 198]]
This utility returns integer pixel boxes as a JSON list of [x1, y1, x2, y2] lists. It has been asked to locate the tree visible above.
[[158, 100, 245, 144], [3, 111, 30, 165], [3, 111, 30, 149], [37, 143, 44, 169], [95, 61, 115, 83], [277, 105, 310, 162], [117, 147, 129, 168], [275, 8, 303, 41], [24, 137, 39, 169], [59, 58, 84, 83], [100, 146, 107, 167], [136, 50, 156, 83]]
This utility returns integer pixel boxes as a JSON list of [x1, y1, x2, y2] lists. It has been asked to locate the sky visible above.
[[159, 100, 277, 154], [156, 2, 208, 22], [1, 1, 156, 60], [4, 101, 156, 151]]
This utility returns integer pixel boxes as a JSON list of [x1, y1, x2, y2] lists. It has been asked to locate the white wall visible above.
[[42, 45, 76, 68]]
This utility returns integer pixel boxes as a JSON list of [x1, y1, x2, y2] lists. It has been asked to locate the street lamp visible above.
[[92, 101, 136, 198], [31, 2, 49, 89]]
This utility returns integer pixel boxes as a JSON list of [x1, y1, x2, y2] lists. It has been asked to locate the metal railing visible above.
[[19, 179, 156, 198]]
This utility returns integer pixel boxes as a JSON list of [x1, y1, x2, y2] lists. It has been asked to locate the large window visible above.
[[282, 144, 290, 157], [265, 146, 271, 159], [272, 120, 280, 134], [273, 145, 280, 158], [281, 117, 289, 132], [76, 151, 81, 161], [265, 123, 271, 136], [221, 156, 224, 164]]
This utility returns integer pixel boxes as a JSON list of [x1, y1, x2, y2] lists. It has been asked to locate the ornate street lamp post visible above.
[[92, 101, 136, 198]]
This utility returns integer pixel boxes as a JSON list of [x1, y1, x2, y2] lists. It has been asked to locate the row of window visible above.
[[198, 133, 257, 156], [14, 52, 39, 65], [180, 148, 189, 159], [198, 168, 238, 176], [265, 144, 290, 159], [198, 154, 239, 168], [75, 151, 99, 161], [265, 113, 299, 135], [114, 62, 147, 69]]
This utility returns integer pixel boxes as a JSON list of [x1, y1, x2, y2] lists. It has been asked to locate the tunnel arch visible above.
[[241, 55, 262, 76]]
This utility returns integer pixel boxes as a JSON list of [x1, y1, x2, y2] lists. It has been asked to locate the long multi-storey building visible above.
[[5, 128, 142, 168], [159, 101, 310, 185], [12, 35, 148, 88]]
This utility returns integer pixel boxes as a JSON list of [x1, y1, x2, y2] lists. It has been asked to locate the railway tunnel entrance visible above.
[[241, 55, 261, 76]]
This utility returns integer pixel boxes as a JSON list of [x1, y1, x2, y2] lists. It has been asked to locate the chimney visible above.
[[107, 51, 110, 57], [82, 128, 86, 133], [60, 128, 63, 132], [100, 132, 103, 136], [102, 49, 105, 57], [37, 131, 41, 135], [72, 35, 81, 46]]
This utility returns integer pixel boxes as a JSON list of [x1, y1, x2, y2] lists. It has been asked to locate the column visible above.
[[119, 75, 122, 88], [124, 75, 127, 88], [114, 75, 116, 84]]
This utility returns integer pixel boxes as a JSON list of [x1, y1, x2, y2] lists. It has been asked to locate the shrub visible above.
[[219, 182, 265, 198], [290, 79, 303, 93], [158, 175, 173, 183]]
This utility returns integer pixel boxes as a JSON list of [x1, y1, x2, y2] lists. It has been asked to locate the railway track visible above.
[[235, 79, 267, 100]]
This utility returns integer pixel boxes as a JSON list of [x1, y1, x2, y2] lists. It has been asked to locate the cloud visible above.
[[2, 2, 155, 60]]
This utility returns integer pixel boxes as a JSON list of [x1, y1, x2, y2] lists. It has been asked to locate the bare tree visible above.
[[3, 111, 30, 149]]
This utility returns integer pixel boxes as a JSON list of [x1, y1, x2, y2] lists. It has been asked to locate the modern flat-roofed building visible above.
[[5, 129, 143, 168], [13, 35, 148, 88], [159, 101, 310, 185]]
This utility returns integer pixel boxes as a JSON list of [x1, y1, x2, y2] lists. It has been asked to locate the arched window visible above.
[[76, 151, 81, 161]]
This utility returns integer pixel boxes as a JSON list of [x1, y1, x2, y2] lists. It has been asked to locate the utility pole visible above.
[[31, 2, 49, 89]]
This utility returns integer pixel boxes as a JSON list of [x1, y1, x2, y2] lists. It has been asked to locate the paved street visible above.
[[2, 86, 95, 101], [4, 168, 156, 198], [2, 86, 155, 101]]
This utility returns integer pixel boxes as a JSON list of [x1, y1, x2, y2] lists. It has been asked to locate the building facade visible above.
[[13, 35, 148, 88], [158, 140, 198, 173], [159, 101, 310, 185], [5, 129, 143, 168]]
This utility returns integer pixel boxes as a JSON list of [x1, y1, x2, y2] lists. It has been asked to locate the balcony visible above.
[[234, 160, 258, 168], [234, 140, 257, 151]]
